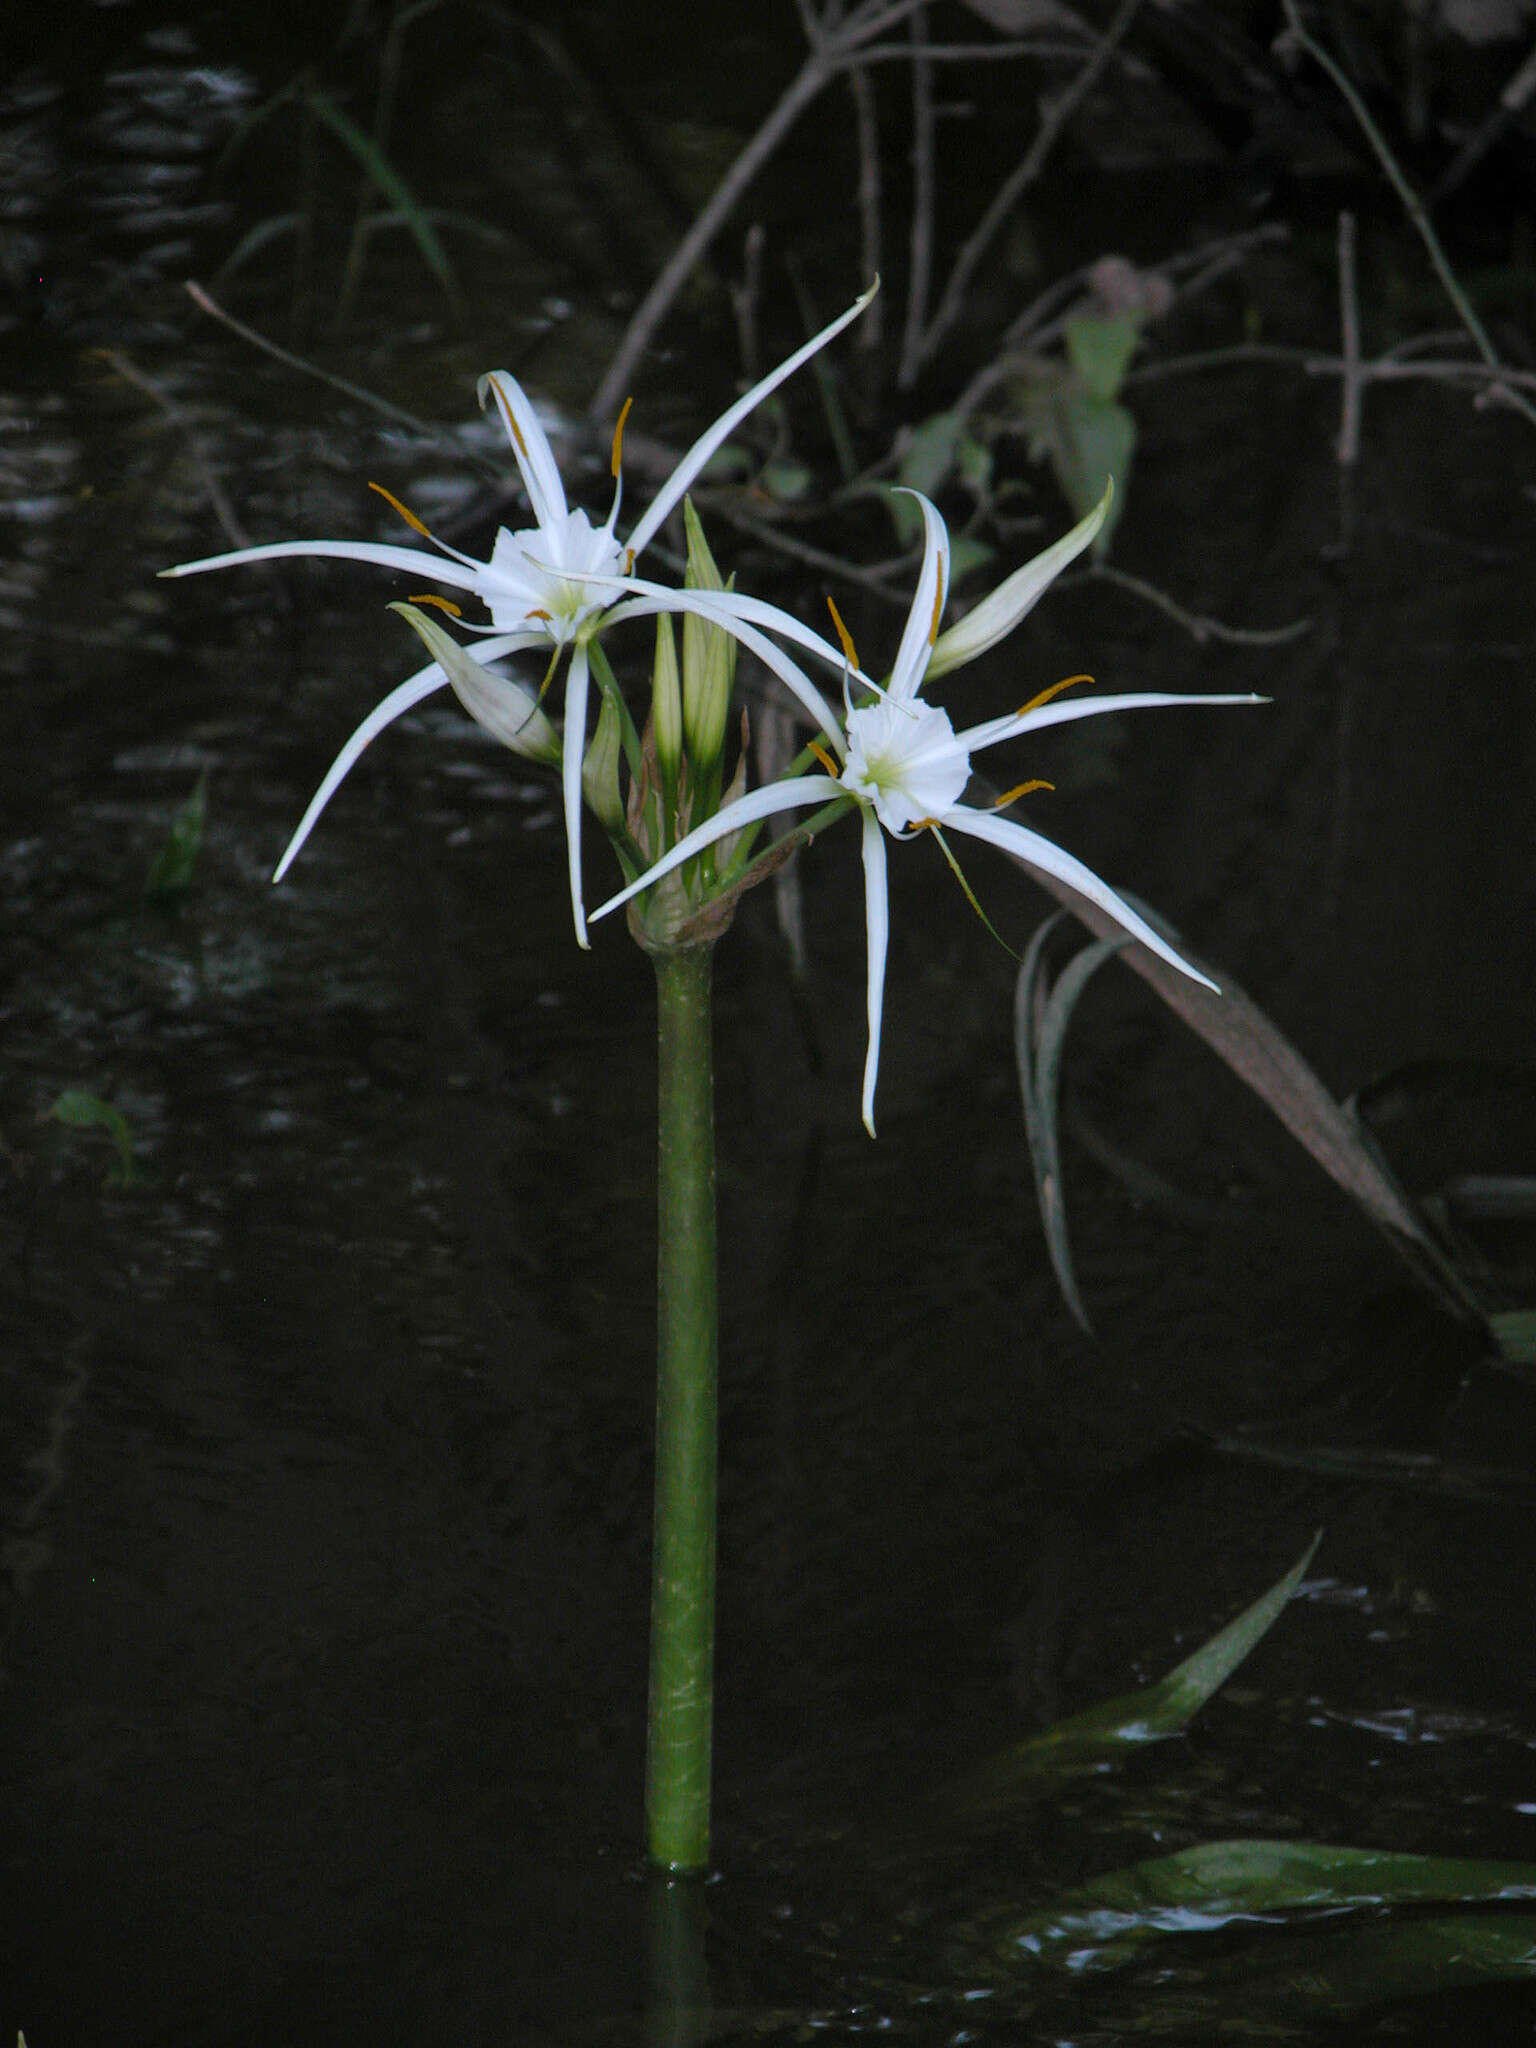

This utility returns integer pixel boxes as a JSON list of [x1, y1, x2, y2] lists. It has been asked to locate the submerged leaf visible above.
[[946, 1535, 1319, 1814], [1001, 1840, 1536, 1972], [1493, 1307, 1536, 1365], [145, 772, 207, 901], [46, 1090, 138, 1187]]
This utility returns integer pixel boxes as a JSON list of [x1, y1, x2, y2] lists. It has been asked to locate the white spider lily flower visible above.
[[160, 281, 878, 940], [592, 490, 1260, 1135]]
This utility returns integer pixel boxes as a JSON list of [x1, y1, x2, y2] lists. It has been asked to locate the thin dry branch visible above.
[[917, 0, 1145, 370]]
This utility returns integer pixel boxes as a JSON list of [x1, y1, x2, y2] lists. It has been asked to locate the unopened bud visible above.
[[388, 603, 559, 763], [651, 611, 683, 785], [681, 498, 736, 778], [581, 687, 627, 835]]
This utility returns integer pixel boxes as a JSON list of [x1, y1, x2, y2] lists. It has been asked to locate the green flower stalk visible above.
[[646, 941, 718, 1873]]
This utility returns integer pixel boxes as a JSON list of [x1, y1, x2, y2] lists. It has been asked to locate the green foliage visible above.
[[1013, 909, 1126, 1333], [144, 773, 207, 902], [1018, 315, 1138, 550], [46, 1091, 139, 1188], [945, 1535, 1319, 1816], [1001, 1840, 1536, 1974]]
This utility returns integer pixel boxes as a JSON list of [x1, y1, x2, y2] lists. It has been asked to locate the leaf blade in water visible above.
[[944, 1534, 1319, 1814], [1000, 1840, 1536, 1973]]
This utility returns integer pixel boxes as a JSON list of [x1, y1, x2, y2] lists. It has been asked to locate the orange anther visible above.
[[406, 593, 464, 617], [992, 778, 1053, 808], [807, 739, 841, 778], [825, 595, 859, 671], [611, 395, 633, 479], [369, 480, 433, 539], [1016, 673, 1091, 718]]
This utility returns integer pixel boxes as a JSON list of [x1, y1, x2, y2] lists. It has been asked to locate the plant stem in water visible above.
[[647, 944, 719, 1872]]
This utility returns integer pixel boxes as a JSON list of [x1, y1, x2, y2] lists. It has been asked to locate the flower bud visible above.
[[680, 498, 736, 779], [581, 687, 627, 836], [388, 603, 560, 763], [926, 481, 1111, 680], [650, 611, 683, 786]]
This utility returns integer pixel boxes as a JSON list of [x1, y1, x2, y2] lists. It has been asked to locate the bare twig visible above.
[[588, 0, 936, 422], [95, 346, 251, 550], [845, 60, 885, 348], [917, 0, 1144, 370], [182, 280, 506, 482], [1334, 210, 1362, 470], [1433, 28, 1536, 203], [951, 225, 1289, 428], [1085, 563, 1312, 648], [730, 223, 767, 386], [1278, 0, 1536, 431], [896, 3, 936, 391], [697, 497, 915, 602]]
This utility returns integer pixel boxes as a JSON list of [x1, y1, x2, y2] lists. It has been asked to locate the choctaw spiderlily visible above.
[[592, 486, 1261, 1134], [159, 282, 878, 941]]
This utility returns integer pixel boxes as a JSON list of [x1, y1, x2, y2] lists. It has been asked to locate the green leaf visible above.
[[754, 457, 812, 504], [1000, 1840, 1536, 1973], [1064, 311, 1141, 404], [1180, 1912, 1536, 2019], [47, 1090, 139, 1187], [946, 534, 995, 585], [1014, 913, 1127, 1333], [145, 772, 207, 901], [1493, 1307, 1536, 1364], [898, 410, 963, 498], [946, 1535, 1320, 1815], [302, 82, 460, 308]]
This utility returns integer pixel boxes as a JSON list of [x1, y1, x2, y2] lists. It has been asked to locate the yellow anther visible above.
[[405, 593, 463, 617], [825, 594, 859, 672], [610, 395, 633, 479], [369, 480, 433, 539], [1016, 672, 1091, 718], [992, 778, 1053, 808], [624, 546, 636, 576], [807, 739, 841, 778]]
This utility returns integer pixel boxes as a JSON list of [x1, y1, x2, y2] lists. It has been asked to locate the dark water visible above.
[[4, 4, 1536, 2042]]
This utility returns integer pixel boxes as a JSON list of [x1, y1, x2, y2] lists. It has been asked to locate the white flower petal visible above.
[[887, 490, 949, 703], [273, 664, 449, 882], [960, 689, 1266, 756], [478, 371, 570, 534], [624, 280, 879, 560], [161, 538, 486, 590], [590, 774, 844, 923], [842, 696, 970, 832], [937, 804, 1219, 991], [270, 627, 549, 883], [858, 809, 890, 1137]]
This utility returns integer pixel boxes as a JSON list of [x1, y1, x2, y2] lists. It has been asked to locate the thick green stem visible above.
[[647, 944, 719, 1872]]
